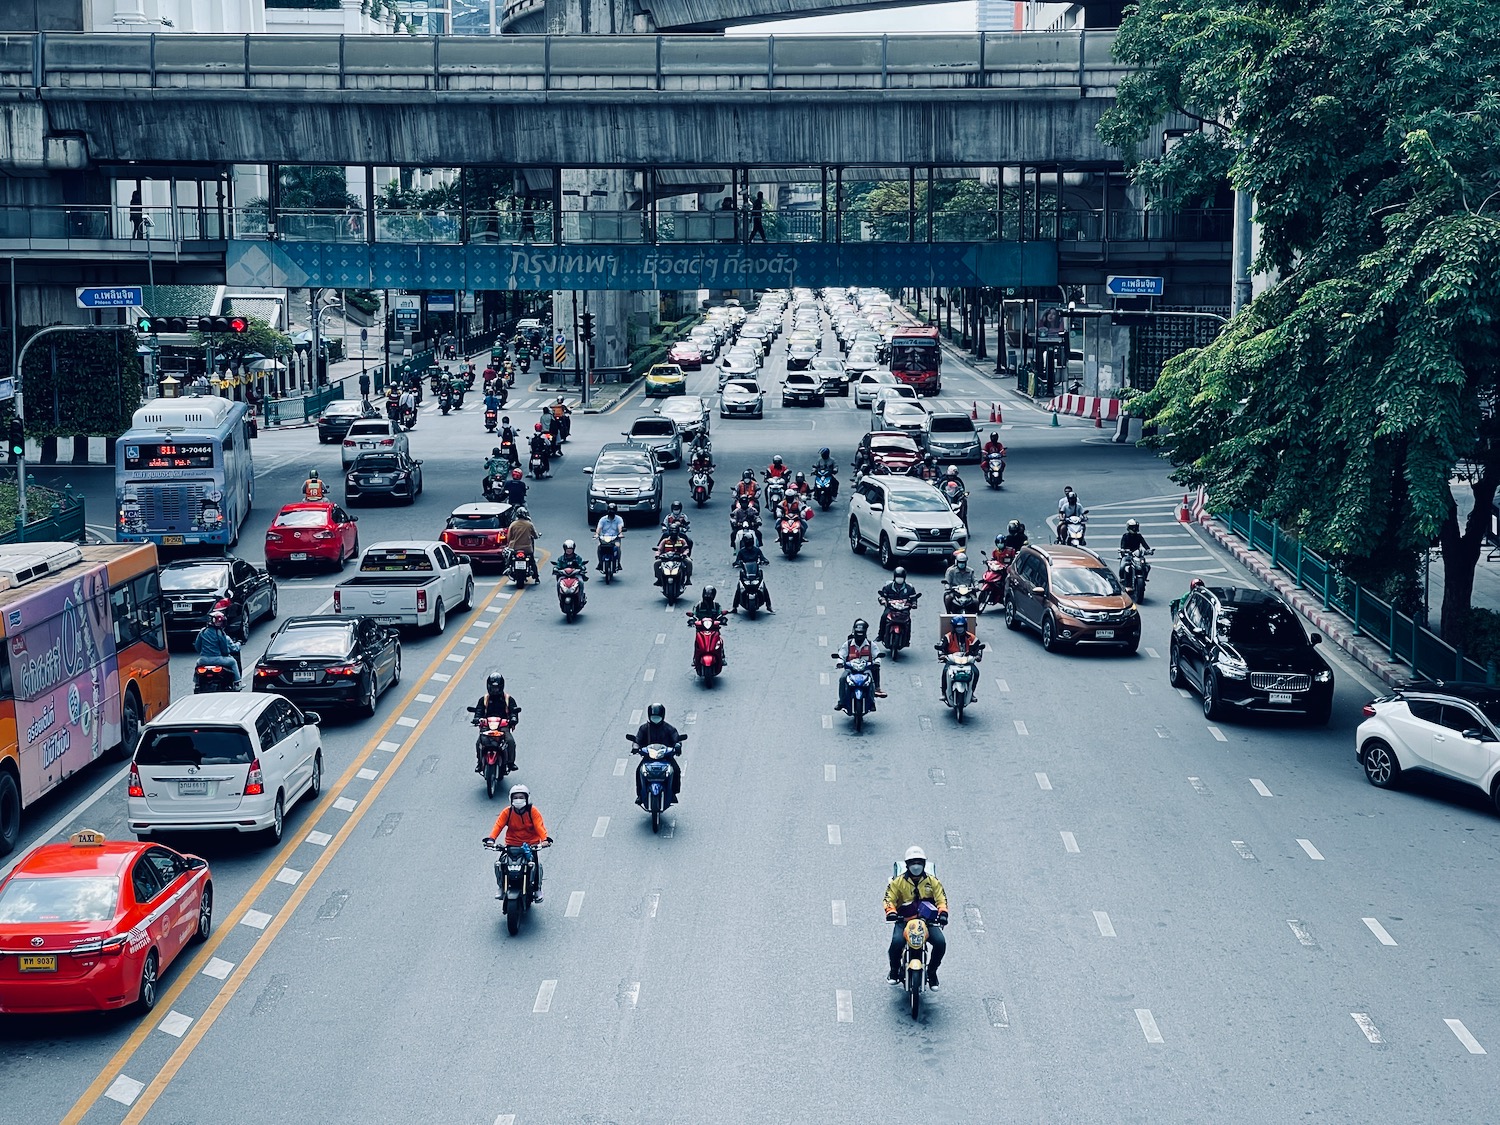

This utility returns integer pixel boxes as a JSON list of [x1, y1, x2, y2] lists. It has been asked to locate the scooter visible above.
[[688, 612, 727, 686], [529, 451, 549, 481], [555, 563, 586, 622], [939, 479, 968, 525], [777, 509, 808, 560], [982, 451, 1006, 489], [878, 592, 921, 660], [1119, 547, 1154, 603], [400, 405, 418, 432], [192, 660, 239, 693], [483, 838, 550, 936], [598, 533, 622, 584], [438, 388, 452, 416], [733, 560, 769, 618], [833, 651, 879, 733], [690, 467, 712, 508], [626, 732, 688, 833], [812, 469, 838, 511], [937, 646, 983, 724], [894, 896, 943, 1019], [764, 477, 788, 514], [483, 473, 507, 504], [467, 707, 513, 799], [943, 580, 981, 616], [507, 548, 535, 588], [484, 408, 498, 433], [655, 548, 689, 606], [729, 509, 762, 549], [1061, 512, 1089, 547], [978, 551, 1014, 613]]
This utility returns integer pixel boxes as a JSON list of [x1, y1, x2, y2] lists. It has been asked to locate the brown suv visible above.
[[1002, 544, 1141, 653]]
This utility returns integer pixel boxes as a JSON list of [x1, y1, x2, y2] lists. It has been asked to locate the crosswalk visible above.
[[1049, 494, 1225, 578]]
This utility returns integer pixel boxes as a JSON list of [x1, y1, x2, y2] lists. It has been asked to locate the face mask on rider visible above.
[[511, 799, 526, 812], [907, 863, 925, 878]]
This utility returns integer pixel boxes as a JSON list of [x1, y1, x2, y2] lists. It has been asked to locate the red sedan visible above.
[[667, 342, 704, 370], [0, 831, 212, 1015], [265, 501, 360, 575], [861, 431, 924, 474]]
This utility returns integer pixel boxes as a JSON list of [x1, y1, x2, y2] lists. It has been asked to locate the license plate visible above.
[[19, 954, 56, 972], [162, 535, 184, 546], [1096, 630, 1115, 639], [291, 552, 308, 561], [1269, 692, 1293, 704], [177, 780, 208, 796], [291, 671, 316, 683]]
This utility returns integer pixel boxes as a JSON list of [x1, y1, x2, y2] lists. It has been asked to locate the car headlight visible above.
[[1314, 670, 1332, 683], [1215, 653, 1250, 679]]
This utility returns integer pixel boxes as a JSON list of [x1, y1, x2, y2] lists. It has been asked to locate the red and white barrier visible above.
[[1045, 395, 1123, 421]]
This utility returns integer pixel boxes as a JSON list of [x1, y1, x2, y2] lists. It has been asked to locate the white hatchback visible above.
[[1356, 684, 1500, 811], [128, 694, 324, 847]]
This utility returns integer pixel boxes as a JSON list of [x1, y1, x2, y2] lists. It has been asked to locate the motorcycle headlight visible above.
[[1215, 652, 1250, 679]]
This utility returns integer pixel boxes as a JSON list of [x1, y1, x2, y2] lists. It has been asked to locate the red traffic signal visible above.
[[196, 316, 250, 333], [228, 316, 247, 333]]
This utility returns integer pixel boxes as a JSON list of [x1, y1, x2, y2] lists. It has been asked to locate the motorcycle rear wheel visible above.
[[651, 809, 661, 833], [506, 908, 520, 936], [955, 700, 965, 724], [852, 709, 864, 734], [702, 665, 717, 688], [485, 764, 498, 799]]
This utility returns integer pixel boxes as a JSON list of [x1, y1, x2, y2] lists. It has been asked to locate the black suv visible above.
[[1168, 584, 1334, 724]]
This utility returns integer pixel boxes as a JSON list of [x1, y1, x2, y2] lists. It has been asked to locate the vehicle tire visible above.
[[1040, 615, 1058, 652], [853, 709, 863, 734], [266, 561, 282, 578], [262, 793, 285, 846], [1122, 637, 1140, 655], [350, 535, 360, 562], [1201, 672, 1225, 721], [308, 752, 323, 799], [1362, 740, 1400, 789], [134, 950, 160, 1014], [703, 665, 717, 687], [1167, 643, 1185, 688], [0, 769, 20, 857], [361, 675, 379, 717], [460, 577, 475, 610], [430, 598, 447, 636], [908, 968, 921, 1019], [878, 536, 894, 570], [389, 647, 401, 687], [191, 884, 214, 944], [955, 700, 965, 724], [507, 909, 520, 936], [266, 585, 278, 621], [651, 809, 662, 833], [1003, 598, 1020, 631], [849, 520, 865, 555], [117, 688, 144, 762], [485, 763, 498, 800]]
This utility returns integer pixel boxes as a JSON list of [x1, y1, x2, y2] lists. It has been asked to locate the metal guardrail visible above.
[[0, 489, 85, 544], [0, 30, 1125, 95], [263, 382, 346, 426], [1219, 510, 1495, 685]]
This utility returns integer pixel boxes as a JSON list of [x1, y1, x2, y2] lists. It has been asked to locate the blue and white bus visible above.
[[115, 396, 255, 549]]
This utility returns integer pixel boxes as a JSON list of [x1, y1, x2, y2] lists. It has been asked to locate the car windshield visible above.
[[1053, 567, 1124, 597], [726, 382, 758, 394], [272, 510, 329, 528], [886, 404, 925, 418], [136, 725, 257, 766], [326, 403, 364, 417], [354, 455, 401, 471], [787, 375, 815, 385], [871, 437, 919, 454], [266, 623, 357, 659], [0, 876, 118, 923], [885, 491, 951, 514], [595, 453, 654, 473], [631, 420, 675, 436], [447, 512, 505, 530], [811, 360, 844, 372], [1220, 605, 1306, 645], [930, 417, 974, 433], [160, 563, 230, 592]]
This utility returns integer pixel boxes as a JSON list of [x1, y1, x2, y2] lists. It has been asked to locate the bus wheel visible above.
[[0, 769, 20, 857], [118, 689, 143, 762]]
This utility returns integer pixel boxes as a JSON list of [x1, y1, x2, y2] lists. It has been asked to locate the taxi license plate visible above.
[[19, 954, 57, 972], [291, 671, 316, 683], [291, 552, 308, 561], [1096, 630, 1115, 639], [178, 780, 208, 796], [1270, 692, 1293, 704], [162, 535, 184, 546]]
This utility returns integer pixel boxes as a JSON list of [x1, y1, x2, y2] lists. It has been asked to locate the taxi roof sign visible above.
[[69, 829, 106, 846]]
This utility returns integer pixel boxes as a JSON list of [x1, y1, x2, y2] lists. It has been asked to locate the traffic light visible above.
[[7, 418, 23, 464], [197, 316, 249, 334], [133, 316, 248, 334], [579, 312, 595, 341]]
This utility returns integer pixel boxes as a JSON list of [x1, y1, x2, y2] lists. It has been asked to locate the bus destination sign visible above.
[[125, 442, 216, 470]]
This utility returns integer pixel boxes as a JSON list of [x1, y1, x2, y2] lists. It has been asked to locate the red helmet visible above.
[[535, 423, 543, 432], [511, 467, 522, 479]]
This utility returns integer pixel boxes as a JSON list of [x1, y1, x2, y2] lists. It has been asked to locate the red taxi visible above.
[[0, 830, 212, 1015], [440, 502, 513, 569], [265, 501, 360, 575]]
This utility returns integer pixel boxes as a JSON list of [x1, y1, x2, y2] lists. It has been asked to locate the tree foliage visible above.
[[1101, 0, 1500, 643], [191, 317, 292, 369], [0, 330, 143, 438]]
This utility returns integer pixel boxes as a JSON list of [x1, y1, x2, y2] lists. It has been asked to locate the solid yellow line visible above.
[[59, 580, 522, 1125]]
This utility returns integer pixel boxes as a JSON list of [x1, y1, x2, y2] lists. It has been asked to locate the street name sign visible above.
[[1105, 276, 1164, 298], [76, 286, 144, 309]]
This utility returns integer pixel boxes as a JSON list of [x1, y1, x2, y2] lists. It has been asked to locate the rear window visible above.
[[631, 420, 675, 436], [360, 549, 433, 572], [929, 417, 975, 433], [0, 877, 118, 923], [354, 455, 401, 471], [160, 564, 229, 592], [137, 725, 256, 766], [347, 422, 391, 435], [447, 513, 506, 531], [266, 623, 356, 659], [272, 510, 328, 529]]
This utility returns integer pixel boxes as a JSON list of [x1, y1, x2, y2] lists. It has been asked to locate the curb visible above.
[[1200, 520, 1407, 688]]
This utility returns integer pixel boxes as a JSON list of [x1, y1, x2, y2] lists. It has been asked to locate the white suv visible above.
[[848, 475, 967, 569], [128, 694, 324, 846], [1356, 683, 1500, 812]]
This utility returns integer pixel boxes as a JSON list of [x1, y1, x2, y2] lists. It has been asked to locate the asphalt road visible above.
[[5, 324, 1499, 1125]]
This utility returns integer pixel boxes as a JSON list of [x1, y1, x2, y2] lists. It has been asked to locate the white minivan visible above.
[[128, 694, 324, 847]]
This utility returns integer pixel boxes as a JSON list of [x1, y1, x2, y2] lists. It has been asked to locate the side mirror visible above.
[[625, 733, 638, 744], [678, 733, 689, 742], [458, 555, 472, 565], [868, 502, 884, 512], [349, 515, 359, 522], [304, 711, 322, 726], [1462, 729, 1493, 742], [582, 467, 594, 475], [1310, 634, 1322, 645]]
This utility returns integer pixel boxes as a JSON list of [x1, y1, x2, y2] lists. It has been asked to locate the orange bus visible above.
[[889, 325, 942, 395], [0, 542, 170, 855]]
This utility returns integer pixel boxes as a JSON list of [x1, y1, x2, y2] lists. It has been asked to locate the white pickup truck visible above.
[[333, 541, 475, 633]]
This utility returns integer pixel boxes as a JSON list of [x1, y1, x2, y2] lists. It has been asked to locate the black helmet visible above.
[[772, 455, 784, 468], [990, 431, 999, 441], [307, 468, 319, 480], [1008, 519, 1021, 533], [671, 501, 683, 515], [924, 453, 936, 464], [819, 446, 830, 458], [742, 469, 754, 481], [851, 619, 869, 641], [502, 416, 511, 425], [486, 671, 504, 694], [492, 446, 501, 457], [1126, 518, 1140, 532], [563, 539, 576, 552], [648, 702, 666, 724], [606, 503, 618, 516], [702, 585, 717, 601], [893, 566, 907, 582]]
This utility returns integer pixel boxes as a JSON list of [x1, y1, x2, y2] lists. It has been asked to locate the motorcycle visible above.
[[655, 548, 689, 605], [529, 451, 549, 480], [555, 563, 586, 622], [776, 509, 808, 560], [429, 373, 444, 397], [484, 408, 498, 433], [192, 660, 239, 693], [878, 592, 921, 660], [626, 732, 688, 833], [483, 473, 507, 504], [598, 533, 622, 584], [467, 707, 513, 798], [812, 469, 838, 512], [688, 612, 727, 686], [438, 388, 452, 416], [833, 652, 879, 733], [734, 560, 769, 618], [982, 451, 1006, 489], [730, 508, 762, 548], [943, 580, 981, 616], [483, 838, 550, 936], [978, 552, 1014, 613], [400, 405, 417, 432], [764, 477, 788, 514], [938, 479, 968, 525], [507, 548, 534, 588], [894, 898, 943, 1019], [1119, 547, 1154, 603], [1061, 511, 1089, 547], [690, 467, 712, 508], [938, 646, 983, 724], [499, 437, 519, 467]]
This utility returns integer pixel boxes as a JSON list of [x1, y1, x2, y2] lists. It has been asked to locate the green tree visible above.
[[192, 317, 292, 370], [245, 165, 357, 215], [1100, 0, 1500, 646]]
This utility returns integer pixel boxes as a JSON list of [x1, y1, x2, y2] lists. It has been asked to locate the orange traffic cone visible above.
[[994, 404, 1003, 424], [971, 401, 979, 420], [1178, 495, 1191, 523], [988, 403, 998, 423]]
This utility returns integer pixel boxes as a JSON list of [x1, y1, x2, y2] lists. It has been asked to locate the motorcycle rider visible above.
[[833, 618, 884, 712], [483, 386, 502, 421], [884, 846, 949, 987], [506, 506, 540, 583], [731, 533, 774, 614], [811, 447, 840, 501], [633, 703, 684, 804], [997, 519, 1029, 554], [907, 452, 939, 483], [594, 503, 625, 571], [1056, 486, 1086, 543], [472, 671, 521, 774], [481, 447, 509, 496], [194, 609, 241, 688], [935, 614, 983, 702], [301, 468, 325, 502], [788, 471, 811, 501], [939, 464, 968, 523], [397, 384, 417, 426], [549, 396, 572, 441], [689, 584, 726, 623], [1118, 518, 1153, 581], [763, 455, 791, 506], [528, 423, 552, 476], [876, 567, 920, 646], [689, 440, 716, 495], [662, 501, 693, 550], [982, 431, 1008, 460], [552, 539, 588, 579], [484, 784, 549, 903], [733, 469, 760, 506], [504, 466, 528, 508], [654, 522, 694, 588], [944, 549, 977, 591], [729, 492, 763, 548]]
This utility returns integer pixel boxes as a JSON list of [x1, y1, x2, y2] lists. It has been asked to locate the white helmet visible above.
[[508, 784, 530, 809], [904, 845, 927, 864]]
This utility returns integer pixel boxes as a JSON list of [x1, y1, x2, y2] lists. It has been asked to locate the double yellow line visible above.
[[62, 578, 529, 1125]]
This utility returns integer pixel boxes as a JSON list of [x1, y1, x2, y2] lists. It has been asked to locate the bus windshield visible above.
[[891, 343, 940, 373]]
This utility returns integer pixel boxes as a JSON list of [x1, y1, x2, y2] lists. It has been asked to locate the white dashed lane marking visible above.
[[306, 830, 332, 846], [1352, 1013, 1384, 1044], [201, 957, 235, 980], [825, 764, 836, 782], [1297, 838, 1325, 861], [592, 817, 610, 838], [1447, 1019, 1486, 1054], [357, 768, 378, 780], [104, 1075, 146, 1107], [533, 980, 557, 1014], [1094, 911, 1116, 938], [1035, 772, 1051, 790], [1013, 720, 1029, 736], [1249, 778, 1273, 797], [831, 900, 847, 926], [396, 716, 419, 728], [274, 867, 303, 886], [828, 825, 842, 845], [241, 910, 272, 931], [157, 1010, 193, 1038], [333, 796, 358, 812], [836, 990, 854, 1023], [1060, 831, 1079, 854], [613, 759, 627, 776], [376, 741, 399, 754], [1363, 918, 1398, 946], [1136, 1009, 1164, 1044], [1207, 726, 1228, 742], [565, 891, 585, 918]]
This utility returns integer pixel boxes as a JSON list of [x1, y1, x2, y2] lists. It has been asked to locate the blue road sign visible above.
[[1105, 276, 1164, 298], [75, 286, 144, 309]]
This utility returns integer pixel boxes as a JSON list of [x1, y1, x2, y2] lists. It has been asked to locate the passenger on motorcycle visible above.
[[654, 525, 694, 587], [194, 610, 241, 687], [731, 534, 773, 613], [472, 671, 521, 773], [997, 519, 1029, 554], [876, 567, 920, 645], [528, 425, 552, 474], [594, 504, 626, 571], [935, 615, 983, 702], [908, 453, 940, 483], [1056, 487, 1086, 543], [662, 501, 693, 550], [729, 494, 763, 547], [634, 703, 684, 803], [884, 846, 948, 987], [833, 619, 884, 713], [484, 784, 548, 902]]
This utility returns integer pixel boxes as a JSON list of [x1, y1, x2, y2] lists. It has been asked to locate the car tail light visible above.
[[1362, 703, 1378, 717], [343, 439, 355, 447], [72, 934, 128, 956], [255, 667, 278, 679], [417, 589, 428, 613], [380, 439, 394, 447], [266, 531, 282, 542], [244, 759, 265, 797], [313, 530, 334, 540], [333, 590, 342, 612], [127, 764, 144, 798], [326, 664, 360, 677]]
